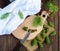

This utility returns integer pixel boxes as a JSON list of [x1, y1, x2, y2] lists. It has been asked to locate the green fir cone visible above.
[[50, 31, 56, 36], [31, 39, 37, 46], [18, 10, 24, 19], [33, 16, 43, 27], [23, 27, 28, 31], [46, 2, 58, 13], [38, 42, 43, 48], [36, 36, 42, 41], [41, 32, 46, 38], [45, 36, 51, 44], [0, 13, 10, 19], [48, 21, 54, 27], [43, 25, 49, 33], [45, 28, 49, 33]]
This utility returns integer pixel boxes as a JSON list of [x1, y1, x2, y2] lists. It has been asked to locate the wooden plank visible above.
[[0, 0, 3, 8], [0, 34, 19, 51], [0, 0, 59, 51], [59, 0, 60, 51], [52, 13, 58, 51], [0, 0, 10, 8], [0, 34, 26, 51], [2, 0, 10, 8], [50, 1, 58, 51], [40, 0, 59, 51], [40, 12, 58, 51], [59, 11, 60, 51]]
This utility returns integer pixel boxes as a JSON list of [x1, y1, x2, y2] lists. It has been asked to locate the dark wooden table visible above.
[[0, 0, 59, 51]]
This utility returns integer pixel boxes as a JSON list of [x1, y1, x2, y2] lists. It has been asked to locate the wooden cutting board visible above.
[[23, 21, 54, 51], [12, 11, 49, 40]]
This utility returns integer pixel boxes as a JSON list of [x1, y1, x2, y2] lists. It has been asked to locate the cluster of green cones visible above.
[[31, 21, 56, 48]]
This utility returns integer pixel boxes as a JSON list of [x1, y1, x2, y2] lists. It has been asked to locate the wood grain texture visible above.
[[59, 0, 60, 51], [0, 0, 10, 8], [40, 0, 59, 51], [0, 0, 59, 51]]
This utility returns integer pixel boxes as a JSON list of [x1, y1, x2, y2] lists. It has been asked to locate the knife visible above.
[[13, 30, 32, 51]]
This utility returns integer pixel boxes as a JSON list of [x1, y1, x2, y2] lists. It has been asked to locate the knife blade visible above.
[[13, 30, 32, 51]]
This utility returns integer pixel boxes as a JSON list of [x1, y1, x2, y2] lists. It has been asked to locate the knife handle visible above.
[[13, 41, 22, 51]]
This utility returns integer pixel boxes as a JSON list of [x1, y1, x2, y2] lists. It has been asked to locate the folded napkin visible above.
[[0, 0, 41, 35]]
